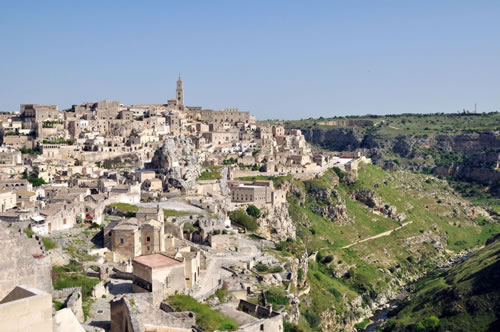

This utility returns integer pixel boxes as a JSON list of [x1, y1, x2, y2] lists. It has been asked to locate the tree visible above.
[[28, 176, 47, 187], [229, 209, 258, 231], [246, 205, 260, 218]]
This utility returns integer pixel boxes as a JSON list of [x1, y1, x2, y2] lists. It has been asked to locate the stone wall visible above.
[[0, 222, 52, 299]]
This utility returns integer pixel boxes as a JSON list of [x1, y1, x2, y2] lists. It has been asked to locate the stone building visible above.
[[39, 203, 82, 233], [110, 295, 194, 332], [0, 189, 16, 211], [136, 206, 164, 223], [0, 147, 22, 166], [104, 218, 165, 261], [229, 180, 273, 204], [132, 253, 186, 298], [20, 104, 59, 123]]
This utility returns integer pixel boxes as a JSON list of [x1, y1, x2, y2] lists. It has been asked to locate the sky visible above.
[[0, 1, 499, 120]]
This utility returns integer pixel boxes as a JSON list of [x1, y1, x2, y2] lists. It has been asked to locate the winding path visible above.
[[342, 221, 413, 249]]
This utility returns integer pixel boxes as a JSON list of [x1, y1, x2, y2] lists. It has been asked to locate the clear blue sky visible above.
[[1, 1, 499, 119]]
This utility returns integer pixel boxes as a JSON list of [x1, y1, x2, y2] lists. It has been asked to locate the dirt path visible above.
[[342, 221, 413, 249]]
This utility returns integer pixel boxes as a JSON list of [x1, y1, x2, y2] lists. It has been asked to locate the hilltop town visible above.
[[0, 77, 369, 332]]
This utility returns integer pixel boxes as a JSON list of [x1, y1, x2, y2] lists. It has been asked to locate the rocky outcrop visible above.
[[301, 127, 365, 151], [258, 202, 296, 241], [147, 135, 203, 193], [353, 189, 383, 209], [353, 189, 407, 222]]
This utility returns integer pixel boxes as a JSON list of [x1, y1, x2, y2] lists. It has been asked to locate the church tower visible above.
[[176, 74, 184, 109]]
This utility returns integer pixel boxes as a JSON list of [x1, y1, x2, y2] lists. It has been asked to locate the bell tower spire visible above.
[[176, 74, 184, 109]]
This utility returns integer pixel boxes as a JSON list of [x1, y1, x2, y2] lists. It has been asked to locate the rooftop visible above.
[[134, 253, 182, 269]]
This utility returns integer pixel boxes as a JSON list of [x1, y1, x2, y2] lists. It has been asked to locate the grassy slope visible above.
[[287, 164, 500, 331], [386, 237, 500, 331], [167, 295, 238, 332]]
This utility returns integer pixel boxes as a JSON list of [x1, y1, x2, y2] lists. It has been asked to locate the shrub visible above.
[[322, 255, 334, 264], [332, 167, 345, 180], [229, 209, 258, 231], [304, 310, 321, 329], [354, 318, 371, 329], [269, 265, 284, 273], [255, 264, 268, 273], [328, 287, 341, 299], [419, 315, 439, 330], [215, 287, 228, 303], [42, 237, 57, 250], [265, 287, 289, 307], [284, 322, 304, 332], [297, 268, 304, 282], [246, 205, 260, 217], [24, 227, 34, 238]]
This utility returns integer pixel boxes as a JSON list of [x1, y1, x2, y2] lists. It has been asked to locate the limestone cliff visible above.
[[258, 202, 296, 241], [296, 125, 500, 197], [147, 135, 203, 193]]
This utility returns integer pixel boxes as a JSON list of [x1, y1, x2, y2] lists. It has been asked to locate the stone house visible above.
[[132, 253, 186, 298], [136, 206, 164, 224], [0, 147, 22, 166], [0, 190, 16, 211], [15, 189, 36, 208], [39, 202, 82, 233], [174, 249, 202, 289], [0, 179, 33, 192]]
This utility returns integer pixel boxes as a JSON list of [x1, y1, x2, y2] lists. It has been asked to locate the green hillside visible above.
[[280, 163, 500, 331], [383, 235, 500, 332]]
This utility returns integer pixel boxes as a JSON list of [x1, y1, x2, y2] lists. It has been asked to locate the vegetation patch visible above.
[[198, 166, 222, 180], [229, 209, 258, 231], [52, 260, 99, 319], [163, 209, 192, 217], [42, 237, 57, 250], [24, 227, 34, 238], [166, 295, 238, 331], [109, 202, 138, 213]]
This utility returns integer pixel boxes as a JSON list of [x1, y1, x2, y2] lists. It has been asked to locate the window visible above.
[[260, 324, 264, 331], [147, 236, 150, 242], [120, 238, 124, 244]]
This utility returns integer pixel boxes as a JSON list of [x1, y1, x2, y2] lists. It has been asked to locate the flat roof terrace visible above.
[[133, 253, 182, 269]]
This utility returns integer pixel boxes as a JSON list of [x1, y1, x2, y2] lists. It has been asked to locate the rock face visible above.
[[353, 189, 383, 209], [258, 202, 296, 241], [296, 125, 500, 196], [353, 189, 407, 222], [0, 222, 53, 299], [148, 136, 202, 193]]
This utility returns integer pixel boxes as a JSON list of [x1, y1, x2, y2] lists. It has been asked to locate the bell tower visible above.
[[176, 74, 184, 109]]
